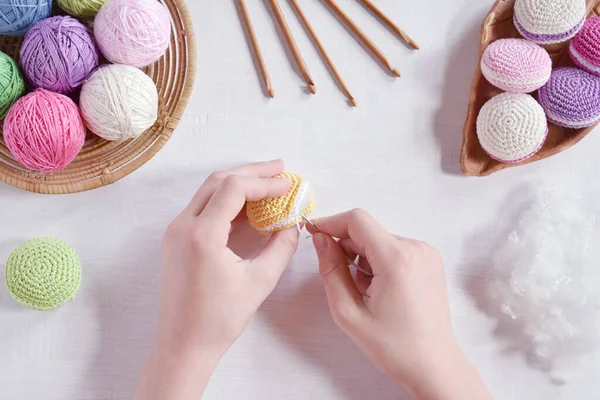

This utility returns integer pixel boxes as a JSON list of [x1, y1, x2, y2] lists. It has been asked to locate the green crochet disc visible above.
[[5, 238, 81, 311]]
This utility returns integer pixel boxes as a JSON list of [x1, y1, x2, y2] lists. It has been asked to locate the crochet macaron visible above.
[[570, 17, 600, 76], [477, 93, 548, 163], [481, 39, 552, 93], [538, 67, 600, 129], [5, 238, 81, 311], [514, 0, 587, 45], [246, 172, 315, 235]]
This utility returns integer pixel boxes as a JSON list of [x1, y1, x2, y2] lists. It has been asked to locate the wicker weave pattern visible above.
[[0, 0, 196, 194]]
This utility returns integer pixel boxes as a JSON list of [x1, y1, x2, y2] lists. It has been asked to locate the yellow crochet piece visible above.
[[247, 172, 315, 234]]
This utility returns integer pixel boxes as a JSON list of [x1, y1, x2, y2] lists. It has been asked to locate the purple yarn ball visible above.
[[20, 16, 98, 94]]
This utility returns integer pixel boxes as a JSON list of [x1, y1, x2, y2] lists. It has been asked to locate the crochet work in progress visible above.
[[5, 238, 81, 311], [513, 0, 586, 44], [570, 17, 600, 76], [538, 67, 600, 129], [481, 39, 552, 93], [247, 172, 315, 234], [477, 93, 548, 163]]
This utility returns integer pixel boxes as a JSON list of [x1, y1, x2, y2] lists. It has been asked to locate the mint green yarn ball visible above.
[[5, 238, 81, 311], [0, 51, 25, 119], [58, 0, 106, 17]]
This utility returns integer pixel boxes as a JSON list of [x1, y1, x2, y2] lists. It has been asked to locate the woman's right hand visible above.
[[309, 209, 493, 400]]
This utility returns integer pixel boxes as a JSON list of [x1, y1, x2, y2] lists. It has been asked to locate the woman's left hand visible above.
[[136, 160, 299, 400]]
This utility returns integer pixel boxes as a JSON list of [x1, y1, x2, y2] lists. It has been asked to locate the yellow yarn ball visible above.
[[247, 172, 315, 234]]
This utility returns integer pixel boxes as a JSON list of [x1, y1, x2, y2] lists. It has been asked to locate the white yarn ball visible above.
[[476, 93, 548, 163], [80, 64, 158, 141]]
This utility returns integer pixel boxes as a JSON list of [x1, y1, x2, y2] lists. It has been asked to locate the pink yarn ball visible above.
[[94, 0, 171, 68], [3, 89, 86, 173]]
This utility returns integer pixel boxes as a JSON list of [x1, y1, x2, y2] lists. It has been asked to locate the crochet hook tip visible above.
[[349, 98, 357, 107], [392, 68, 401, 77], [308, 84, 317, 94], [268, 89, 275, 98]]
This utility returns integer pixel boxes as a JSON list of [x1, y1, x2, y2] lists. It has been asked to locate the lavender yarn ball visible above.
[[20, 16, 98, 94], [538, 67, 600, 129], [0, 0, 51, 36]]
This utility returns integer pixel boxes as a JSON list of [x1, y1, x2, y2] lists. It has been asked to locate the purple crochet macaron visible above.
[[481, 39, 552, 93], [514, 0, 587, 45], [538, 67, 600, 129]]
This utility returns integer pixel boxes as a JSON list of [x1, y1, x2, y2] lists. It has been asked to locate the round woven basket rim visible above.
[[0, 0, 197, 194]]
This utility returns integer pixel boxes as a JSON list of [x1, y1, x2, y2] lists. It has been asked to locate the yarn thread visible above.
[[80, 64, 159, 141], [3, 89, 86, 173], [481, 39, 552, 93], [20, 15, 98, 94], [58, 0, 105, 17], [5, 238, 81, 311], [0, 51, 25, 119], [570, 17, 600, 76], [0, 0, 51, 36], [247, 173, 316, 235], [94, 0, 171, 68], [514, 0, 586, 44], [538, 67, 600, 129], [477, 93, 548, 163]]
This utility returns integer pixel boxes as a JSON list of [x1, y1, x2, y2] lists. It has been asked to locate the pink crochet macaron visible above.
[[570, 17, 600, 76], [481, 39, 552, 93]]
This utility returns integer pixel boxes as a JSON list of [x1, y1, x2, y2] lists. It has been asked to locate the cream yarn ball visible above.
[[477, 93, 548, 163], [80, 64, 158, 141]]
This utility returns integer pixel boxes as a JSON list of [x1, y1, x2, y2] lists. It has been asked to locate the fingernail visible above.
[[314, 233, 328, 254]]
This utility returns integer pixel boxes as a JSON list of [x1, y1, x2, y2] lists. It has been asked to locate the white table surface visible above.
[[1, 0, 600, 399]]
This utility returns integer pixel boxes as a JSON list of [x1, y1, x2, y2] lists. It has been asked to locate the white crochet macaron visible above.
[[477, 93, 548, 163], [514, 0, 587, 45]]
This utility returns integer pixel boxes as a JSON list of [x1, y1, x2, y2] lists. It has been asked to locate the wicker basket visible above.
[[0, 0, 196, 194], [461, 0, 600, 176]]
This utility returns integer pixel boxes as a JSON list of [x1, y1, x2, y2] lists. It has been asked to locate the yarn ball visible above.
[[80, 64, 158, 141], [5, 238, 81, 311], [570, 17, 600, 76], [3, 89, 86, 173], [0, 51, 25, 119], [94, 0, 171, 68], [58, 0, 105, 17], [514, 0, 586, 45], [538, 67, 600, 129], [0, 0, 51, 36], [481, 39, 552, 93], [20, 16, 98, 94], [247, 172, 315, 235], [477, 93, 548, 163]]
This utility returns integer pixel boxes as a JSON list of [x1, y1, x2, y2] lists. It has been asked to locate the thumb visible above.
[[313, 233, 366, 326]]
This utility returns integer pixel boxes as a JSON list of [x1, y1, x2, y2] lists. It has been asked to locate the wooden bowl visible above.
[[461, 0, 600, 176], [0, 0, 196, 194]]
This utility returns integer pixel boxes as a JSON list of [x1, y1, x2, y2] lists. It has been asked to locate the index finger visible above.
[[198, 175, 292, 239], [310, 209, 396, 259]]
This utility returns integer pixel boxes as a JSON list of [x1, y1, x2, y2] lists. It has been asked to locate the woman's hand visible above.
[[136, 160, 300, 400], [310, 209, 493, 400]]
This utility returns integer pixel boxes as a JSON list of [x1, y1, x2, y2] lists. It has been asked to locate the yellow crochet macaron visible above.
[[246, 172, 315, 234]]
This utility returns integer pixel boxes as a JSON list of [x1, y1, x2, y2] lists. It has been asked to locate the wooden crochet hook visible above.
[[290, 0, 356, 106], [302, 216, 374, 277], [269, 0, 317, 94], [323, 0, 400, 77], [358, 0, 419, 50], [238, 0, 274, 98]]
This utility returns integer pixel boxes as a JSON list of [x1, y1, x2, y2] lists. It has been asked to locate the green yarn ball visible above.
[[5, 238, 81, 311], [58, 0, 106, 17], [0, 51, 25, 119]]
